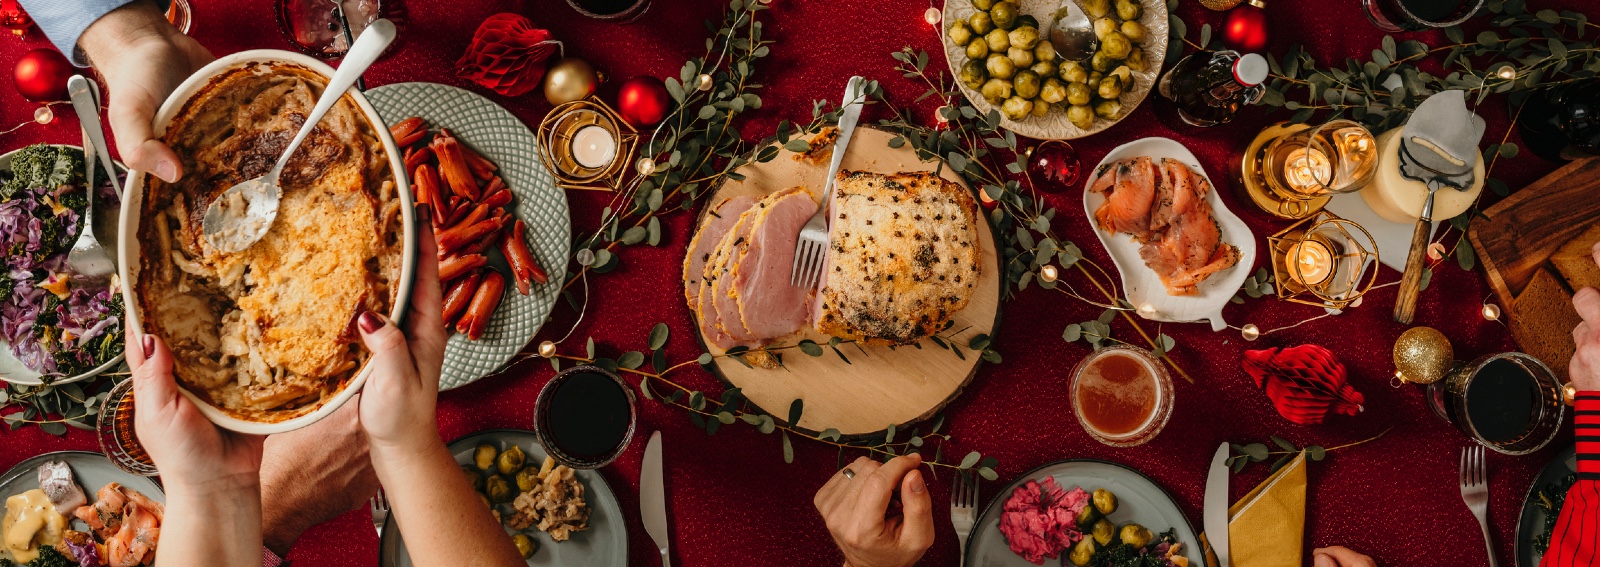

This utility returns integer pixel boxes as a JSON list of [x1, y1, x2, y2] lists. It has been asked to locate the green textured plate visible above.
[[366, 83, 570, 391]]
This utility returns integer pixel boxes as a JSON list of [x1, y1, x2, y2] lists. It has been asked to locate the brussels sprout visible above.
[[512, 534, 539, 558], [1075, 499, 1101, 527], [985, 28, 1011, 52], [1090, 51, 1115, 72], [1082, 0, 1112, 18], [1097, 75, 1124, 99], [1120, 524, 1154, 548], [1095, 99, 1123, 119], [972, 0, 995, 9], [1100, 32, 1132, 60], [1013, 69, 1042, 99], [948, 19, 975, 46], [1017, 15, 1040, 29], [1031, 99, 1051, 116], [1068, 105, 1095, 129], [1116, 0, 1142, 21], [1031, 60, 1058, 77], [497, 444, 526, 475], [486, 474, 515, 503], [960, 60, 989, 89], [515, 466, 542, 492], [1109, 66, 1134, 89], [981, 78, 1014, 103], [969, 11, 995, 34], [1092, 519, 1116, 546], [1034, 41, 1059, 65], [1007, 46, 1035, 68], [1008, 26, 1041, 50], [462, 465, 485, 491], [986, 54, 1017, 80], [1069, 536, 1097, 566], [966, 38, 991, 60], [1066, 81, 1093, 106], [1088, 71, 1104, 85], [990, 1, 1019, 30], [1040, 77, 1068, 104], [1059, 61, 1089, 83], [1001, 96, 1034, 120], [1093, 17, 1118, 39], [1093, 488, 1119, 516], [474, 443, 498, 470], [1124, 47, 1147, 71], [1120, 20, 1146, 43]]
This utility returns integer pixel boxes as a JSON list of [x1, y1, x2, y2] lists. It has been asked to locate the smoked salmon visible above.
[[1091, 157, 1240, 296]]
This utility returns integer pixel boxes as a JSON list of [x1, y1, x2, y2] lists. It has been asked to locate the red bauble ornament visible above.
[[1027, 140, 1081, 194], [14, 48, 74, 102], [616, 75, 671, 127], [454, 13, 562, 97], [1222, 0, 1269, 53], [1242, 344, 1364, 425]]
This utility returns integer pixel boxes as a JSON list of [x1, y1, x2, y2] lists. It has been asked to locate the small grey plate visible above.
[[0, 450, 166, 554], [965, 459, 1198, 566], [365, 83, 570, 391], [379, 429, 626, 567], [1515, 445, 1578, 567]]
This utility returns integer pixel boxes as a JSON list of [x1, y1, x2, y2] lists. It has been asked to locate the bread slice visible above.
[[1511, 267, 1580, 380], [1551, 223, 1600, 291]]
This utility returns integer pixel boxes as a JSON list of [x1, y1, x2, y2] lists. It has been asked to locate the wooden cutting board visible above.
[[1468, 156, 1600, 308], [688, 126, 1002, 438]]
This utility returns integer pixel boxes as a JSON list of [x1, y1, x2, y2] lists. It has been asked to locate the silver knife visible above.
[[1204, 442, 1231, 567], [641, 431, 670, 565]]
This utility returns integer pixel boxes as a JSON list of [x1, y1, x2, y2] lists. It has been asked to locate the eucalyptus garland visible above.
[[1226, 428, 1391, 474], [1, 375, 121, 435]]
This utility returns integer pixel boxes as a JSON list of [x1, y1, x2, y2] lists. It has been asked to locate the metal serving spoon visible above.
[[65, 76, 120, 278], [201, 18, 395, 253], [1048, 0, 1098, 62]]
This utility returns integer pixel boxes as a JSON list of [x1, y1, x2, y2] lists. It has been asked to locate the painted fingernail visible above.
[[142, 335, 155, 355], [155, 160, 178, 183], [358, 311, 384, 333]]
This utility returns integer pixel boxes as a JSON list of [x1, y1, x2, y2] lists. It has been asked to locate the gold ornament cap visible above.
[[1394, 326, 1453, 385]]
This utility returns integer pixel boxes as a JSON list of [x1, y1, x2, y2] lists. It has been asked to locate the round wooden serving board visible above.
[[690, 126, 1001, 438]]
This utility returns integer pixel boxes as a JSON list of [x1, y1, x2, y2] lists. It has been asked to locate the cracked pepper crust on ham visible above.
[[135, 62, 401, 423], [813, 171, 980, 345]]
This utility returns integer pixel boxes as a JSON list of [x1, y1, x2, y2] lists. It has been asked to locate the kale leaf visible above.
[[2, 145, 82, 201], [23, 547, 76, 567]]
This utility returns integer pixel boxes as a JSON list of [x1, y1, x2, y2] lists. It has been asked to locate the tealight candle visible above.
[[1287, 239, 1333, 286], [1282, 146, 1332, 195], [571, 125, 617, 169]]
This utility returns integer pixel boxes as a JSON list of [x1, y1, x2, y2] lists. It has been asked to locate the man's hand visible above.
[[813, 454, 934, 567], [260, 399, 379, 556], [1570, 242, 1600, 392], [1312, 546, 1376, 567], [78, 0, 211, 182]]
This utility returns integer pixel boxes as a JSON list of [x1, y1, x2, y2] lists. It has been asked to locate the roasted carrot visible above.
[[482, 187, 512, 209], [500, 219, 547, 293], [438, 254, 487, 283], [460, 204, 490, 229], [458, 143, 497, 182], [483, 176, 506, 196], [438, 217, 506, 254], [431, 133, 480, 200], [440, 270, 482, 326], [445, 198, 470, 226], [404, 145, 434, 173], [413, 164, 443, 220], [459, 270, 506, 340], [389, 117, 425, 143]]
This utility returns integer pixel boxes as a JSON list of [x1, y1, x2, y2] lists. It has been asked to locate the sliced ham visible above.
[[684, 196, 755, 305], [705, 210, 759, 342], [730, 187, 818, 339]]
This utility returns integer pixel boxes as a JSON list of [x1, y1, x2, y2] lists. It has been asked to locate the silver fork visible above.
[[1460, 445, 1497, 567], [790, 76, 867, 288], [951, 473, 978, 566], [65, 76, 116, 278], [370, 488, 390, 538]]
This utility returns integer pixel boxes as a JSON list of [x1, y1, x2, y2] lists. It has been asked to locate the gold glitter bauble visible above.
[[1198, 0, 1244, 10], [538, 341, 557, 358], [1394, 326, 1453, 385], [544, 57, 599, 105]]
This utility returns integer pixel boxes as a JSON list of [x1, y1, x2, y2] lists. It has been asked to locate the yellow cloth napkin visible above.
[[1201, 451, 1308, 567]]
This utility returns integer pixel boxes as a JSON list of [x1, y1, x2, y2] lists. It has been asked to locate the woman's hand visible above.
[[814, 454, 935, 567], [358, 205, 447, 453], [128, 330, 263, 492], [1312, 546, 1376, 567], [79, 0, 212, 182], [1570, 242, 1600, 392]]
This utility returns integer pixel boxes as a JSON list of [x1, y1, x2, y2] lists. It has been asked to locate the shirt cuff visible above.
[[1575, 392, 1600, 479], [17, 0, 172, 66]]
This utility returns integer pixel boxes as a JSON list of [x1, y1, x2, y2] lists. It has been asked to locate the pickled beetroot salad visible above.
[[0, 145, 124, 377]]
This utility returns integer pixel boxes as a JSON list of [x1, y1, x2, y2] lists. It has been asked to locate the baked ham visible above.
[[690, 187, 815, 352], [685, 196, 756, 350], [1089, 157, 1240, 296], [813, 171, 981, 346]]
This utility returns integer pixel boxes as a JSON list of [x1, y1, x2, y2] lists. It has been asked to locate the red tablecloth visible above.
[[0, 0, 1588, 565]]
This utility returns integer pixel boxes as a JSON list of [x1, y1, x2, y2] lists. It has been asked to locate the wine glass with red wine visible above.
[[566, 0, 651, 22], [1362, 0, 1484, 31], [533, 366, 638, 469]]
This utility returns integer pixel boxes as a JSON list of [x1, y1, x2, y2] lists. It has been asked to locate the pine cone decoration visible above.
[[1243, 344, 1364, 425], [455, 14, 562, 97]]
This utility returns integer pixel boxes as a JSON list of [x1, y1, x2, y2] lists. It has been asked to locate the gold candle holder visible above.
[[1267, 211, 1380, 309], [1239, 119, 1378, 219], [537, 97, 639, 191]]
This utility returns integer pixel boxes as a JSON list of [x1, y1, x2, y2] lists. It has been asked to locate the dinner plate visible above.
[[366, 83, 571, 391], [0, 450, 166, 561], [941, 0, 1169, 140], [965, 459, 1198, 566], [378, 429, 625, 567], [1515, 445, 1577, 567], [1082, 137, 1255, 331], [0, 145, 124, 386]]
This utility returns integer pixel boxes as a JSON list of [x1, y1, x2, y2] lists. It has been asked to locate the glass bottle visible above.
[[1158, 50, 1268, 127]]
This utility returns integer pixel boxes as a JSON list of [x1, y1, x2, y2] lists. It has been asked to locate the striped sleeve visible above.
[[1540, 392, 1600, 567]]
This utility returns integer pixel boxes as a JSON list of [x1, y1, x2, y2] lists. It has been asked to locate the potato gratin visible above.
[[135, 62, 402, 423]]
